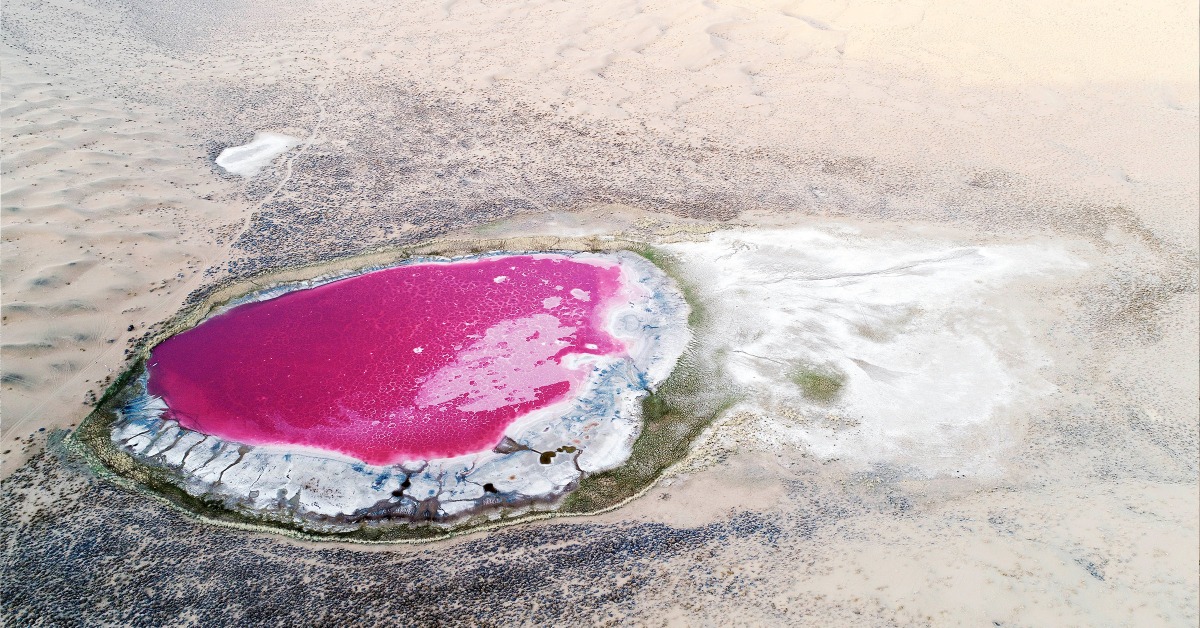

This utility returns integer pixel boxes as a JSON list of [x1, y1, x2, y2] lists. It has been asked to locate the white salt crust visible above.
[[665, 227, 1086, 477], [214, 132, 301, 177], [109, 251, 690, 531]]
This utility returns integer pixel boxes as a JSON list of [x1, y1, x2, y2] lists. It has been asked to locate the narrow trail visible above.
[[216, 95, 328, 261]]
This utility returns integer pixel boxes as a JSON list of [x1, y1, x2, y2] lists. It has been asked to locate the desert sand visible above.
[[2, 0, 1197, 624]]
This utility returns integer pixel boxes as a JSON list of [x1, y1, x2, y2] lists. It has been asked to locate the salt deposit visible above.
[[667, 227, 1088, 477], [214, 132, 301, 177]]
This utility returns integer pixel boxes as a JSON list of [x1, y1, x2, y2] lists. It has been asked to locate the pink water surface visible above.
[[146, 255, 628, 465]]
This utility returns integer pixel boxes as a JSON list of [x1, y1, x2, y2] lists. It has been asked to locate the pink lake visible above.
[[146, 255, 629, 465]]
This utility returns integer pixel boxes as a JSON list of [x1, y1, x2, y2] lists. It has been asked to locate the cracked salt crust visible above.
[[108, 250, 690, 531]]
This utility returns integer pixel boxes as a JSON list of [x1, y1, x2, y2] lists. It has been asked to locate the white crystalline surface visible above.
[[109, 251, 691, 530], [214, 132, 301, 177], [667, 227, 1086, 477], [414, 313, 580, 412]]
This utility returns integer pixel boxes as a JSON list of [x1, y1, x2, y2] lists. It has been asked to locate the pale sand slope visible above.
[[194, 0, 1199, 241], [1, 58, 252, 460], [1, 0, 1197, 624]]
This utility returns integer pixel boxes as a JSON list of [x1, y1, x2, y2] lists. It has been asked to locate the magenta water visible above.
[[146, 255, 628, 465]]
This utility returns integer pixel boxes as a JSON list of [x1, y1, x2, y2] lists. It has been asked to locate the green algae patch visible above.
[[629, 244, 709, 329], [563, 245, 733, 514], [788, 364, 846, 404], [560, 362, 736, 514]]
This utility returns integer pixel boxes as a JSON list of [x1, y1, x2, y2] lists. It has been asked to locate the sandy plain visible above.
[[1, 0, 1197, 624]]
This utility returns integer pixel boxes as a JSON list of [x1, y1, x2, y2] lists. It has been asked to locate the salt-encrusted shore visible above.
[[103, 250, 690, 532]]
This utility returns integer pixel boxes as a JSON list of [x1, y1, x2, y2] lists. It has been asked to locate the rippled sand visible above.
[[2, 0, 1197, 624]]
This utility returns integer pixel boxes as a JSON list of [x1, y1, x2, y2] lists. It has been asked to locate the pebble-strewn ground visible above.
[[0, 437, 866, 626]]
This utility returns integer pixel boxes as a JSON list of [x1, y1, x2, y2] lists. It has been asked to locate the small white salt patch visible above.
[[542, 296, 562, 309], [413, 347, 423, 354], [215, 132, 302, 177], [494, 276, 508, 283], [585, 343, 599, 350], [570, 288, 591, 301]]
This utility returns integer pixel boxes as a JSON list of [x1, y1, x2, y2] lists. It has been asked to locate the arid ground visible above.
[[2, 0, 1197, 624]]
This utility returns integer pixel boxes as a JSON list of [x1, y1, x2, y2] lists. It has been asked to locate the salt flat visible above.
[[666, 226, 1089, 477]]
